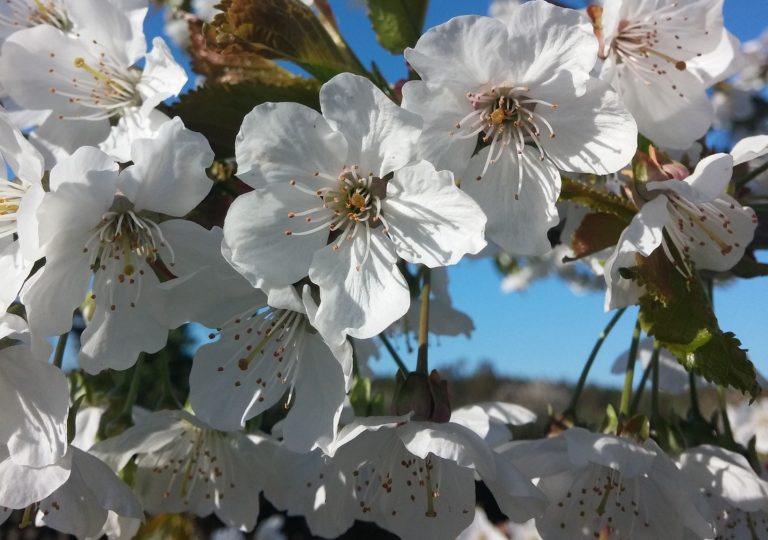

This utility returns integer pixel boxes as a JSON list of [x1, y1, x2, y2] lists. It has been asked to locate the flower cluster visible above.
[[0, 0, 765, 539]]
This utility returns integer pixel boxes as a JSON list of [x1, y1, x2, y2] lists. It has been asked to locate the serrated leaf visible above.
[[210, 0, 365, 80], [633, 249, 761, 398], [166, 80, 320, 157], [366, 0, 428, 53], [559, 176, 637, 222], [570, 212, 630, 259]]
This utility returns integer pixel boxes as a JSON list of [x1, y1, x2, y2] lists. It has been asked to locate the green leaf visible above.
[[366, 0, 428, 54], [211, 0, 366, 80], [166, 80, 321, 157], [559, 176, 637, 222], [633, 249, 761, 398]]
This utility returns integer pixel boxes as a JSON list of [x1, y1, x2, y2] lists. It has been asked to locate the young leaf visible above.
[[210, 0, 366, 80], [366, 0, 428, 53], [570, 212, 631, 259]]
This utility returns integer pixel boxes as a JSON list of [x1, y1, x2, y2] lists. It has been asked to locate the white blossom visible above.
[[499, 427, 713, 539], [604, 153, 757, 309], [21, 118, 213, 372], [402, 1, 637, 255], [224, 73, 486, 344]]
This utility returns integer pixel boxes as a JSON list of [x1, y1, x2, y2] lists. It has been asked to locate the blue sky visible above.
[[145, 1, 768, 388]]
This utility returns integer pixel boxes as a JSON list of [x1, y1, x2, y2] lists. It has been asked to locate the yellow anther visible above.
[[490, 108, 506, 125], [349, 192, 366, 209]]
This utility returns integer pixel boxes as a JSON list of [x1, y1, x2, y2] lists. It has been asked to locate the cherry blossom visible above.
[[402, 1, 636, 255], [596, 0, 738, 149], [224, 73, 486, 343], [92, 410, 272, 532], [324, 414, 546, 540], [604, 153, 757, 309], [678, 445, 768, 540], [499, 427, 713, 539], [21, 118, 213, 372]]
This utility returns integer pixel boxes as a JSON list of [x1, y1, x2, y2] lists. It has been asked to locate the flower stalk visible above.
[[416, 267, 431, 375], [565, 307, 626, 418], [619, 318, 642, 418]]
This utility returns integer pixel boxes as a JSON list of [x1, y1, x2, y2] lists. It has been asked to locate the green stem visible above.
[[689, 370, 704, 420], [629, 355, 654, 415], [736, 160, 768, 189], [159, 352, 181, 408], [52, 332, 69, 369], [416, 267, 431, 375], [120, 354, 144, 417], [565, 307, 627, 417], [379, 332, 408, 376], [718, 386, 735, 443], [620, 318, 642, 418], [650, 342, 661, 423]]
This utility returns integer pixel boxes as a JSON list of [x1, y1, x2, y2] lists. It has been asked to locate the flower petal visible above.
[[384, 160, 487, 266], [309, 232, 409, 343], [320, 73, 421, 176], [462, 147, 560, 256], [235, 102, 348, 188]]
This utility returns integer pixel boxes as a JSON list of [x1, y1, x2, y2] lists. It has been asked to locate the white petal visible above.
[[603, 196, 668, 310], [404, 16, 512, 86], [281, 331, 346, 454], [223, 184, 326, 289], [535, 76, 637, 174], [505, 0, 597, 91], [462, 147, 560, 256], [99, 108, 170, 163], [42, 146, 119, 246], [79, 262, 168, 373], [235, 102, 348, 188], [137, 37, 187, 115], [0, 242, 33, 313], [21, 239, 93, 339], [63, 0, 148, 66], [400, 81, 477, 175], [320, 73, 421, 176], [384, 160, 486, 266], [30, 116, 111, 169], [37, 448, 143, 538], [730, 134, 768, 166], [647, 153, 733, 203], [611, 60, 713, 150], [0, 106, 43, 184], [309, 232, 410, 343], [158, 220, 267, 329], [0, 345, 69, 467], [121, 117, 213, 216], [0, 447, 71, 509]]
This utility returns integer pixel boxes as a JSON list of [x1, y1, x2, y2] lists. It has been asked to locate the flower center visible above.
[[146, 424, 229, 504], [82, 197, 174, 310], [285, 166, 390, 270], [0, 180, 27, 240], [454, 86, 558, 186], [0, 0, 70, 32]]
